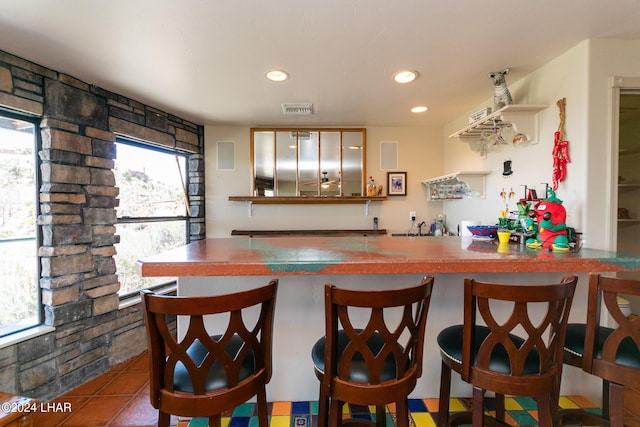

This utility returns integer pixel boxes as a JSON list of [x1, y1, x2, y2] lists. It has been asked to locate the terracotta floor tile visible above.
[[59, 395, 132, 426], [31, 396, 89, 427], [125, 353, 150, 372], [64, 373, 118, 397], [138, 384, 151, 396], [108, 394, 162, 426], [109, 357, 138, 373], [98, 372, 149, 396]]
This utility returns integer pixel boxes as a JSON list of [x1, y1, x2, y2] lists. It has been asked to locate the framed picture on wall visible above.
[[387, 172, 407, 196]]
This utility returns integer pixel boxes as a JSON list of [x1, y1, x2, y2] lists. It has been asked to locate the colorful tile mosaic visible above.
[[182, 395, 600, 427]]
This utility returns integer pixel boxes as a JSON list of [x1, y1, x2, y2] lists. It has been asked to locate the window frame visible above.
[[114, 136, 190, 300], [0, 108, 42, 339]]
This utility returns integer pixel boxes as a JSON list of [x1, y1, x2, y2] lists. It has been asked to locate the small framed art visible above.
[[387, 172, 407, 196]]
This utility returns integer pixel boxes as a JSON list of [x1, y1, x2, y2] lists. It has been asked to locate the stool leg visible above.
[[471, 386, 485, 427], [494, 393, 505, 422], [375, 405, 385, 427], [438, 360, 452, 427], [602, 379, 610, 420], [396, 398, 409, 427], [256, 384, 268, 427], [317, 385, 329, 427], [208, 414, 222, 427], [536, 394, 552, 427], [158, 411, 170, 427], [329, 399, 343, 426], [609, 382, 624, 427]]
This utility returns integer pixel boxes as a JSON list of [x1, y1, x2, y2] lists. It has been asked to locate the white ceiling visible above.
[[1, 0, 639, 128]]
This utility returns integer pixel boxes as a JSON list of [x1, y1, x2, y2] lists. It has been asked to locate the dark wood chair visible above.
[[311, 276, 434, 427], [141, 280, 278, 427], [561, 273, 640, 427], [437, 275, 577, 427]]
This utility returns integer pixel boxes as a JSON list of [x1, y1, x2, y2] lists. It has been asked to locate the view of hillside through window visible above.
[[114, 141, 188, 296], [0, 123, 190, 335], [0, 115, 38, 336]]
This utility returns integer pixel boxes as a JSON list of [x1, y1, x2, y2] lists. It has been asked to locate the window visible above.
[[114, 138, 189, 297], [0, 111, 40, 337]]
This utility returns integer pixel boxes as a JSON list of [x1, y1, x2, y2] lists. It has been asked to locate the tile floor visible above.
[[31, 351, 604, 427]]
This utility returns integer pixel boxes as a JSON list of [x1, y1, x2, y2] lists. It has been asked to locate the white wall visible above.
[[443, 39, 640, 250], [205, 39, 640, 247], [205, 125, 443, 237], [442, 41, 591, 242], [585, 39, 640, 250]]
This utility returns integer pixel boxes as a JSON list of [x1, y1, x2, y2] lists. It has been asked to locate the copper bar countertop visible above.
[[136, 236, 640, 277]]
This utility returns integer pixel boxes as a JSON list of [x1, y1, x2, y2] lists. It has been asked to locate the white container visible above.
[[610, 296, 633, 327], [618, 296, 632, 318]]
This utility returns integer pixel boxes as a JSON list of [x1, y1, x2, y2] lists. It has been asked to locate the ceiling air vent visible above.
[[282, 103, 313, 115]]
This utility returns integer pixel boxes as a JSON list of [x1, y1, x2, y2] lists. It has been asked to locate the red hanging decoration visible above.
[[552, 98, 571, 190]]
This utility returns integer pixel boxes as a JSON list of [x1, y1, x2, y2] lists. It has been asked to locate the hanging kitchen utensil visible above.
[[552, 98, 571, 190]]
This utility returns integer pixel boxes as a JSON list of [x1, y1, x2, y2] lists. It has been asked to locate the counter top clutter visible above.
[[137, 236, 640, 277]]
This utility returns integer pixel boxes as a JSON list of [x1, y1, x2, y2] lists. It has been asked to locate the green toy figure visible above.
[[526, 189, 569, 251], [525, 208, 538, 236]]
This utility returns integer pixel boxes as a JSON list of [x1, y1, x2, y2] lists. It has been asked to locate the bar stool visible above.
[[311, 276, 434, 427], [561, 273, 640, 427], [437, 275, 577, 427], [141, 280, 278, 427]]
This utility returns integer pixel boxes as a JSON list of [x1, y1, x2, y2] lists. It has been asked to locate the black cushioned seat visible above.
[[311, 329, 402, 383], [174, 334, 255, 392], [437, 325, 541, 375], [564, 323, 640, 369]]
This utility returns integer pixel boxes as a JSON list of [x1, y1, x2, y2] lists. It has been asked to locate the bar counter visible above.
[[136, 236, 640, 402], [136, 235, 640, 277]]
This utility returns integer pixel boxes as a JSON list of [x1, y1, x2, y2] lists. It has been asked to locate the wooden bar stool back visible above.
[[437, 275, 577, 427], [561, 273, 640, 427], [141, 280, 278, 427], [311, 276, 434, 427]]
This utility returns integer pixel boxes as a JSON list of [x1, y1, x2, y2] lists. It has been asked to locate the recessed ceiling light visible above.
[[265, 70, 289, 82], [412, 106, 428, 113], [393, 70, 419, 84]]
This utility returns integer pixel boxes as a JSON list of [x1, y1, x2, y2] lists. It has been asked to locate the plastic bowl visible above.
[[466, 225, 499, 238]]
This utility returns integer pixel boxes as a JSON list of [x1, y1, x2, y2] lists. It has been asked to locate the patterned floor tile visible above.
[[185, 395, 603, 426]]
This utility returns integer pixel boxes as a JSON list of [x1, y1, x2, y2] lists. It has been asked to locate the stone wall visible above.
[[0, 49, 204, 400]]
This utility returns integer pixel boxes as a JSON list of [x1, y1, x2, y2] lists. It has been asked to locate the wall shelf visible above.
[[228, 196, 386, 216], [231, 229, 387, 236], [421, 171, 490, 201], [449, 104, 547, 154]]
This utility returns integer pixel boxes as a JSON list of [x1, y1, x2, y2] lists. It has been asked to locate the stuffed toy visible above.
[[526, 189, 569, 251], [489, 68, 513, 111]]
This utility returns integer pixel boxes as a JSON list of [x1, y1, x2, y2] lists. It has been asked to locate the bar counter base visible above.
[[177, 272, 601, 403]]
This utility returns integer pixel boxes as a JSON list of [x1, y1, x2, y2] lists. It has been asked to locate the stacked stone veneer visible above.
[[0, 50, 204, 400]]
